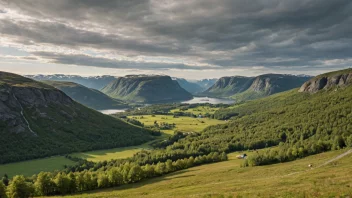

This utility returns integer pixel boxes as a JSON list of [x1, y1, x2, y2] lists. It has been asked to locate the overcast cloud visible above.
[[0, 0, 351, 78]]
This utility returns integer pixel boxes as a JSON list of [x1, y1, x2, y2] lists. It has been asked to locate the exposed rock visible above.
[[202, 74, 310, 100], [299, 71, 352, 93], [201, 76, 253, 97], [0, 73, 74, 135], [102, 75, 193, 103]]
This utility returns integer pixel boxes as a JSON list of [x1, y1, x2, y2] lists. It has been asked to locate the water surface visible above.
[[100, 109, 126, 114], [182, 97, 234, 104]]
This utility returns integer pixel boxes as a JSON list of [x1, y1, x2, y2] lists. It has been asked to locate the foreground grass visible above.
[[54, 149, 352, 198], [0, 156, 76, 177], [128, 115, 226, 133]]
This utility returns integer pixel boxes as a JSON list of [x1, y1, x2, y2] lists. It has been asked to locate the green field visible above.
[[128, 115, 226, 133], [0, 156, 76, 177], [52, 149, 352, 198], [70, 142, 153, 162], [170, 106, 220, 115], [0, 108, 226, 176]]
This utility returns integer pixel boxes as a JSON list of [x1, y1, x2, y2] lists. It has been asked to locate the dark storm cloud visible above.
[[32, 51, 212, 70], [1, 0, 352, 71]]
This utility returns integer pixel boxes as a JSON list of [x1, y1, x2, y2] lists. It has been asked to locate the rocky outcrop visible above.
[[202, 74, 310, 99], [299, 71, 352, 93], [102, 75, 193, 103], [0, 83, 74, 134], [201, 76, 253, 97]]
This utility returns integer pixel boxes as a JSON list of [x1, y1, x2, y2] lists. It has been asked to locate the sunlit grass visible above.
[[0, 156, 76, 177], [52, 149, 352, 198], [128, 114, 226, 133]]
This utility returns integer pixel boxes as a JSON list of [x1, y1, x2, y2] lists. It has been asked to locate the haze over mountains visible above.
[[25, 73, 315, 104], [26, 74, 116, 90], [42, 81, 128, 110]]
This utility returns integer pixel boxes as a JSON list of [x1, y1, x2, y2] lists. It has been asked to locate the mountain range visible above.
[[26, 74, 116, 90], [42, 81, 128, 110], [202, 74, 312, 101], [0, 72, 153, 164], [102, 75, 193, 103]]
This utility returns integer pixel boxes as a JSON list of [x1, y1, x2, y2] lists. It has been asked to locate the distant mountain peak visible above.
[[102, 75, 192, 103]]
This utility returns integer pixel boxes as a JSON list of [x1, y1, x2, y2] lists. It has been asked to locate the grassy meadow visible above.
[[170, 106, 220, 115], [0, 107, 226, 177], [128, 114, 226, 133], [0, 156, 76, 177], [51, 149, 352, 198], [70, 142, 153, 162]]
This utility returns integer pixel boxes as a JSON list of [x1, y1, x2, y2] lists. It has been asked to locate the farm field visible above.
[[128, 114, 226, 133], [51, 149, 352, 198], [0, 156, 76, 177], [0, 107, 225, 177], [170, 106, 220, 115], [70, 141, 154, 162]]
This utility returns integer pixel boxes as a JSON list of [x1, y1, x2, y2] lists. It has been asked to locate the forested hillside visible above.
[[102, 75, 193, 103], [0, 72, 154, 164], [202, 74, 310, 101], [43, 81, 128, 110]]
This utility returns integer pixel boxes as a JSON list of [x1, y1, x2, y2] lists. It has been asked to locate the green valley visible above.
[[42, 81, 128, 110]]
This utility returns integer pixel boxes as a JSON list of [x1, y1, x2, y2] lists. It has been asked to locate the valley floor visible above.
[[50, 149, 352, 198]]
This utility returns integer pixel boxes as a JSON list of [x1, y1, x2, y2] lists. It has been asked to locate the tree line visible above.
[[0, 152, 227, 197]]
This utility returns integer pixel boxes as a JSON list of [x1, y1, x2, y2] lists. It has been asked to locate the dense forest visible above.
[[115, 103, 230, 117], [199, 86, 352, 165], [0, 152, 227, 197], [0, 72, 155, 164]]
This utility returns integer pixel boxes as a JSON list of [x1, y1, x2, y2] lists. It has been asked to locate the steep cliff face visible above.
[[43, 81, 128, 110], [201, 76, 253, 97], [201, 74, 310, 101], [0, 73, 74, 134], [102, 75, 193, 103], [0, 72, 153, 164], [299, 69, 352, 93], [249, 74, 310, 94]]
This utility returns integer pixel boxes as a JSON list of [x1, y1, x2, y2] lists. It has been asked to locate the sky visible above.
[[0, 0, 351, 79]]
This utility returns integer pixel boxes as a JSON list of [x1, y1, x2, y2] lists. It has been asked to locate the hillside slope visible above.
[[102, 75, 193, 103], [201, 76, 254, 97], [0, 72, 153, 164], [173, 78, 204, 94], [43, 81, 128, 110], [26, 74, 116, 90], [299, 68, 352, 93], [232, 74, 311, 101], [54, 149, 352, 198], [193, 78, 217, 90], [202, 74, 310, 101]]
